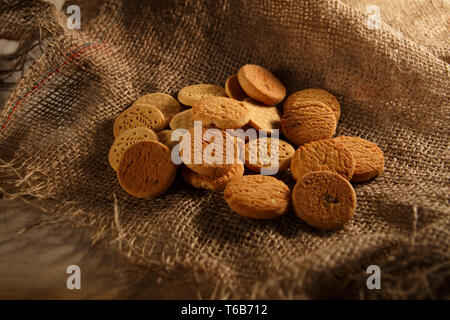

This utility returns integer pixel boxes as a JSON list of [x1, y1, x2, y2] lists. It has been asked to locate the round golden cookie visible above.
[[181, 127, 240, 178], [224, 175, 291, 219], [238, 64, 286, 105], [245, 137, 295, 173], [131, 93, 182, 126], [117, 140, 177, 198], [225, 74, 248, 101], [108, 127, 158, 171], [177, 84, 226, 107], [192, 96, 250, 129], [292, 171, 356, 230], [333, 136, 385, 182], [169, 109, 194, 130], [157, 130, 178, 150], [243, 98, 282, 134], [284, 89, 341, 121], [181, 163, 244, 191], [281, 101, 336, 146], [113, 104, 166, 138], [290, 139, 355, 181]]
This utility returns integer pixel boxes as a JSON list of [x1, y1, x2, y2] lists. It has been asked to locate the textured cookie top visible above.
[[109, 127, 158, 171], [333, 136, 385, 182], [117, 140, 177, 198], [113, 104, 166, 137], [169, 109, 194, 130], [238, 64, 286, 105], [284, 89, 340, 120], [181, 127, 240, 177], [192, 96, 250, 129], [281, 101, 337, 146], [292, 171, 356, 230], [224, 175, 291, 219], [290, 139, 355, 181], [245, 137, 295, 173], [178, 84, 226, 107], [157, 130, 177, 150], [225, 74, 248, 101], [132, 92, 182, 125], [243, 98, 282, 134]]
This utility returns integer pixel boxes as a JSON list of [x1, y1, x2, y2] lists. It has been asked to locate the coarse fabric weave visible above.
[[0, 0, 449, 299]]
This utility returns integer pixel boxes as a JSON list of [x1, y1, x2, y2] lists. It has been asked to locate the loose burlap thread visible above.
[[0, 0, 449, 299]]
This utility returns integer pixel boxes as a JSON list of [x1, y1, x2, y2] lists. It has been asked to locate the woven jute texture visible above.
[[0, 0, 449, 299]]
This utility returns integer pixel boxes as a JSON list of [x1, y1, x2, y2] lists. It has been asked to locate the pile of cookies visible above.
[[109, 64, 385, 231]]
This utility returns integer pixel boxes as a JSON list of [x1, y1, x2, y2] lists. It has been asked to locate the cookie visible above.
[[181, 163, 244, 191], [131, 93, 182, 126], [237, 64, 286, 105], [245, 137, 295, 173], [292, 171, 356, 230], [281, 101, 336, 145], [108, 127, 158, 171], [177, 84, 226, 107], [181, 127, 240, 177], [113, 104, 166, 138], [290, 139, 355, 181], [224, 175, 290, 219], [284, 89, 341, 121], [117, 140, 177, 198], [333, 136, 385, 182], [243, 98, 282, 134], [169, 109, 194, 130], [157, 129, 178, 150], [225, 74, 248, 101], [192, 96, 250, 129]]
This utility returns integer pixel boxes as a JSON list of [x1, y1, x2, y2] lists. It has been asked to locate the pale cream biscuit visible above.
[[108, 127, 158, 171], [224, 175, 291, 219], [237, 64, 286, 105], [169, 109, 194, 130], [181, 163, 244, 191], [245, 137, 295, 173], [243, 98, 281, 134], [333, 136, 385, 182], [225, 74, 248, 101], [290, 139, 355, 181], [113, 104, 166, 138], [292, 171, 356, 230], [281, 100, 336, 145], [284, 89, 341, 121], [192, 96, 250, 129], [177, 84, 226, 107], [117, 140, 177, 198], [131, 93, 182, 126]]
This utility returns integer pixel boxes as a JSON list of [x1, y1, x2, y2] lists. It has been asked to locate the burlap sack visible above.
[[0, 0, 449, 299]]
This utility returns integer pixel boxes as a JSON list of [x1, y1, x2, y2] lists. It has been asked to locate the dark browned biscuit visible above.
[[333, 136, 385, 182], [284, 89, 340, 120], [237, 64, 286, 105], [292, 171, 356, 230], [225, 74, 248, 101], [290, 139, 355, 181], [117, 140, 177, 198], [224, 175, 291, 219], [181, 163, 244, 191], [281, 101, 336, 145]]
